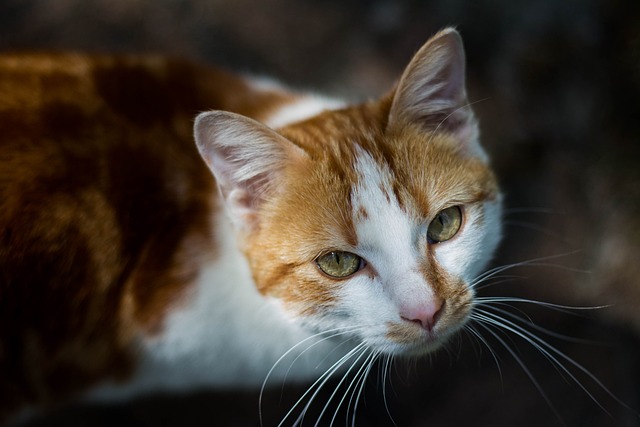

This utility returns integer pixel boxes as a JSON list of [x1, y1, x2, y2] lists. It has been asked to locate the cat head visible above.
[[194, 28, 502, 356]]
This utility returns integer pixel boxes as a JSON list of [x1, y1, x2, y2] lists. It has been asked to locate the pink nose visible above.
[[400, 298, 444, 332]]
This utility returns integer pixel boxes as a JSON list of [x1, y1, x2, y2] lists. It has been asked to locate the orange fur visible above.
[[0, 53, 294, 419], [1, 29, 502, 422], [242, 102, 498, 316]]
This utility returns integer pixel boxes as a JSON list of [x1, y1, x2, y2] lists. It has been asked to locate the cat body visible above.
[[0, 29, 502, 422]]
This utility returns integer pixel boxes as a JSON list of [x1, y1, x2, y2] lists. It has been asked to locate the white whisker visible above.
[[259, 325, 365, 427], [349, 351, 379, 427], [476, 298, 612, 345], [310, 345, 371, 426], [472, 320, 563, 422], [284, 328, 362, 380], [503, 207, 558, 215], [504, 219, 566, 240], [472, 276, 524, 291], [281, 342, 368, 427], [472, 308, 626, 415], [428, 97, 489, 141], [475, 296, 610, 311], [470, 251, 587, 290], [381, 354, 399, 427], [420, 98, 490, 189], [322, 349, 375, 427], [463, 324, 503, 383]]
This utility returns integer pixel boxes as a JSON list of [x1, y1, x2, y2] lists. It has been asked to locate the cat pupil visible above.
[[333, 252, 341, 265]]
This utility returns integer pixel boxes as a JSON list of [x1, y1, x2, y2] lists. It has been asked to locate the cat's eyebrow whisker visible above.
[[503, 220, 566, 240], [502, 207, 558, 215], [420, 98, 490, 186], [471, 275, 524, 291], [426, 97, 490, 145]]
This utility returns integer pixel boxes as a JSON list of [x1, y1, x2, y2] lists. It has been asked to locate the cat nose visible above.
[[400, 298, 444, 332]]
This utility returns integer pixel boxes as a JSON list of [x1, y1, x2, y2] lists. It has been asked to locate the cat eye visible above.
[[316, 251, 363, 279], [427, 206, 463, 244]]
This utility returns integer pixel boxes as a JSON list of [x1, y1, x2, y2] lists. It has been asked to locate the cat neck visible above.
[[90, 85, 351, 400], [90, 207, 356, 400]]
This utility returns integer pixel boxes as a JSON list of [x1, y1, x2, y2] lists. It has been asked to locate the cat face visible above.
[[195, 28, 502, 357]]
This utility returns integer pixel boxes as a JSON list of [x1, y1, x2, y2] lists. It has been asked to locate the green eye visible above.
[[427, 206, 463, 244], [316, 251, 362, 278]]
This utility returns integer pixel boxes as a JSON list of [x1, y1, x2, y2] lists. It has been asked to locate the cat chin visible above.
[[396, 341, 446, 358], [327, 332, 446, 358], [360, 336, 446, 359], [291, 313, 466, 359], [361, 319, 467, 358]]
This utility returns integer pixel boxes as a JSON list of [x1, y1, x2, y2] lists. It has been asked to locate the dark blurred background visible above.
[[2, 0, 639, 426]]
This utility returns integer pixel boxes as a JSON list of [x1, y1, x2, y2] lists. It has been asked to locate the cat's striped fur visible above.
[[0, 28, 501, 423]]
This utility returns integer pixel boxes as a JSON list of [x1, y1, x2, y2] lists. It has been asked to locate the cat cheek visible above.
[[338, 271, 473, 354], [261, 272, 344, 319]]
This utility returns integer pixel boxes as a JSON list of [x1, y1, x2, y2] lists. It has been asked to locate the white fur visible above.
[[300, 148, 503, 355], [434, 199, 503, 282], [248, 77, 345, 129], [265, 96, 345, 129], [345, 150, 435, 351], [90, 75, 502, 400], [88, 207, 348, 401]]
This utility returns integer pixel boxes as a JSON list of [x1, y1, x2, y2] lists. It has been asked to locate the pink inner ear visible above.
[[194, 110, 306, 230]]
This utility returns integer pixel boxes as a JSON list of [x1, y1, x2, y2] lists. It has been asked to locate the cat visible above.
[[0, 28, 502, 424]]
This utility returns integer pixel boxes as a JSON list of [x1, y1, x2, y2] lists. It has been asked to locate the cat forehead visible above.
[[351, 146, 398, 218], [347, 128, 495, 215], [280, 105, 494, 201], [266, 114, 497, 257], [350, 148, 420, 263]]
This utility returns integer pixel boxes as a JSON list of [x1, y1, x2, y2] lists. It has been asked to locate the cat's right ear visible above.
[[194, 111, 306, 231], [388, 28, 484, 158]]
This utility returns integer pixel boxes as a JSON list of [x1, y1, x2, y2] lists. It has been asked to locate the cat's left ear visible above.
[[194, 111, 306, 231], [388, 28, 483, 157]]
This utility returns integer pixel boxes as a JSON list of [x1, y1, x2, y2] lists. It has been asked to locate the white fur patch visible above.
[[434, 199, 502, 282], [265, 95, 345, 129], [88, 80, 353, 401], [87, 208, 349, 401], [327, 149, 438, 352], [349, 149, 434, 305], [320, 147, 503, 354], [247, 76, 345, 129]]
